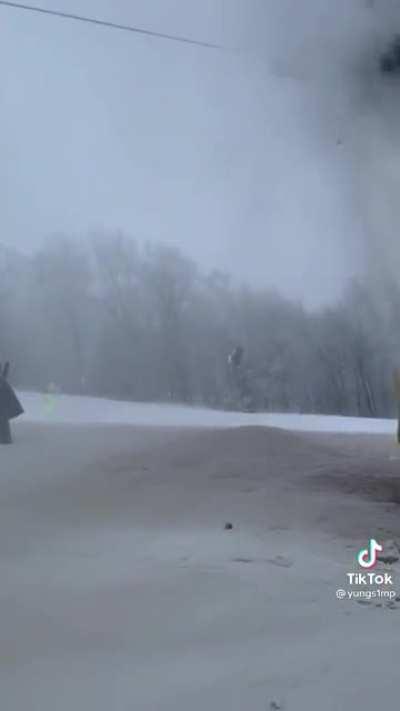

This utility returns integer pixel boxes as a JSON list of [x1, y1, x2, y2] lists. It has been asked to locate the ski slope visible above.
[[1, 392, 399, 710], [18, 390, 397, 434]]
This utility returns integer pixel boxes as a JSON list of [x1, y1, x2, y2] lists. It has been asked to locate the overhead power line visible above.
[[0, 0, 226, 50]]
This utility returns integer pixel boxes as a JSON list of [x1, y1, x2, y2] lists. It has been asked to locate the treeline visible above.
[[0, 233, 399, 417]]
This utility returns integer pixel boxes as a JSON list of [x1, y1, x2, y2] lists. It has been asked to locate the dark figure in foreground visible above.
[[380, 35, 400, 74], [0, 362, 24, 444]]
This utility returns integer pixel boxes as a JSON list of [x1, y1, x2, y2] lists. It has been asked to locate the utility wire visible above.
[[0, 0, 226, 50]]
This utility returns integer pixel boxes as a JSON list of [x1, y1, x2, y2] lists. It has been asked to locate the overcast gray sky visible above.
[[2, 0, 399, 306]]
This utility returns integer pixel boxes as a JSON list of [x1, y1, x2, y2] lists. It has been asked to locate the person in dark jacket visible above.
[[0, 361, 24, 444]]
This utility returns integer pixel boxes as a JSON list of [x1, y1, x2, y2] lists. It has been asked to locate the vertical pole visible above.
[[2, 361, 10, 380], [0, 418, 11, 444], [393, 369, 400, 443]]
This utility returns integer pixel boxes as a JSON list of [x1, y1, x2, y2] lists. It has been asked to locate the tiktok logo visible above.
[[357, 539, 383, 569]]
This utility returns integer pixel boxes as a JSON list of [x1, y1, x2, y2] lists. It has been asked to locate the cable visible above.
[[0, 0, 226, 50]]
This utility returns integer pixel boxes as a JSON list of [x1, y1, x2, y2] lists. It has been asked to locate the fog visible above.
[[3, 0, 397, 307], [3, 1, 400, 414]]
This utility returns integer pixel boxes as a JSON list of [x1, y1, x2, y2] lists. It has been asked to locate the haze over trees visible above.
[[0, 234, 398, 418]]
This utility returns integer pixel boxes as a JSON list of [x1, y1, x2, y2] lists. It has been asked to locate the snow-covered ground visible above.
[[19, 390, 398, 434], [1, 394, 399, 709]]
